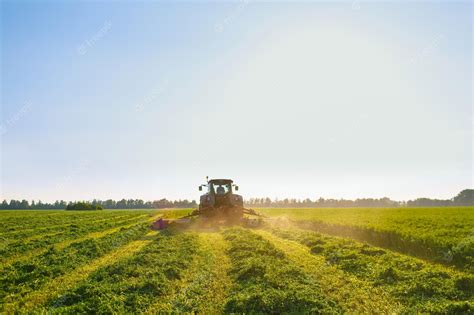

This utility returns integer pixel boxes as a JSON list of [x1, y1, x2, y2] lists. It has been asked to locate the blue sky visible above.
[[1, 1, 472, 202]]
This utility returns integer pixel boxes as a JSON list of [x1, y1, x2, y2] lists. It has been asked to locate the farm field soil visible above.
[[0, 208, 472, 314]]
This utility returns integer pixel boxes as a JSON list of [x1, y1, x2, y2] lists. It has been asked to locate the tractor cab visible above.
[[209, 179, 234, 195], [198, 178, 243, 212], [199, 179, 238, 195]]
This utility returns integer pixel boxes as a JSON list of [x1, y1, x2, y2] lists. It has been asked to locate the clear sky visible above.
[[1, 1, 472, 202]]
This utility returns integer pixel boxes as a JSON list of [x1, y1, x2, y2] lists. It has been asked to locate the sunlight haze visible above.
[[1, 1, 472, 202]]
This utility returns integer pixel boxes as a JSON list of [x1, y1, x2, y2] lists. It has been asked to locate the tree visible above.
[[116, 199, 127, 209], [0, 200, 8, 209], [66, 201, 102, 211], [20, 200, 29, 209], [453, 189, 474, 206]]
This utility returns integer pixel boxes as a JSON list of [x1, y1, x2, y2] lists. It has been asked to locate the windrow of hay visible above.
[[0, 213, 147, 238], [2, 213, 149, 245], [0, 213, 161, 271], [0, 212, 141, 235], [255, 229, 402, 313], [260, 207, 474, 269], [222, 227, 341, 314], [44, 232, 198, 313], [4, 231, 159, 313], [0, 222, 152, 312], [149, 232, 233, 313], [1, 223, 140, 270], [266, 227, 474, 313]]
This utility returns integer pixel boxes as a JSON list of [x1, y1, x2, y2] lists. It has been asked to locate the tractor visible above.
[[195, 178, 245, 222], [151, 177, 263, 230]]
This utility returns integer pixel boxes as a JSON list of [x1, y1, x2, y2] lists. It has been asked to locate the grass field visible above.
[[261, 207, 474, 271], [0, 208, 472, 313]]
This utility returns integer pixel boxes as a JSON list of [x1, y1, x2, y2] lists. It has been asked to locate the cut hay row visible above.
[[52, 212, 161, 251], [0, 211, 124, 232], [222, 227, 341, 314], [1, 213, 150, 246], [38, 230, 231, 313], [0, 222, 152, 313], [55, 222, 144, 250], [0, 215, 122, 236], [1, 209, 471, 313], [0, 211, 77, 225], [189, 232, 233, 313], [261, 207, 474, 269], [0, 213, 162, 269], [23, 230, 64, 242], [254, 229, 402, 313], [0, 212, 148, 237], [43, 232, 199, 313], [269, 227, 474, 313], [295, 219, 474, 270], [0, 221, 145, 270], [149, 232, 233, 313], [3, 231, 159, 313]]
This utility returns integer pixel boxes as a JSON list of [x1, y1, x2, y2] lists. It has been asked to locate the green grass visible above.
[[222, 227, 340, 313], [0, 210, 143, 234], [1, 222, 151, 312], [44, 232, 198, 313], [260, 207, 474, 269], [0, 214, 150, 260], [269, 227, 473, 313], [0, 208, 473, 313]]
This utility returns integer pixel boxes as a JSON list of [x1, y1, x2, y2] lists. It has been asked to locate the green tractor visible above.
[[195, 178, 245, 222], [151, 177, 263, 230]]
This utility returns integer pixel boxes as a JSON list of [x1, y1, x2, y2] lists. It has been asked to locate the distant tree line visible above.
[[245, 189, 474, 208], [0, 190, 472, 210], [66, 201, 103, 211], [0, 198, 197, 210]]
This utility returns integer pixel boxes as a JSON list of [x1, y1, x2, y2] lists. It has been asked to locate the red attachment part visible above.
[[151, 218, 169, 230]]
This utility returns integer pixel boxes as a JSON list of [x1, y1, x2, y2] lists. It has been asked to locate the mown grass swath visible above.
[[254, 229, 402, 313], [0, 210, 137, 233], [270, 227, 474, 313], [222, 227, 341, 314], [262, 207, 474, 269], [158, 233, 233, 313], [0, 222, 150, 312], [44, 232, 198, 313], [0, 214, 150, 261], [0, 208, 472, 313], [0, 212, 146, 250]]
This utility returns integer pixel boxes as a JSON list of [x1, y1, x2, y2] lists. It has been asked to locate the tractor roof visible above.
[[209, 179, 233, 185]]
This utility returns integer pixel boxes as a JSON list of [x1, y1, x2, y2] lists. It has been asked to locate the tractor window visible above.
[[211, 183, 231, 195]]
